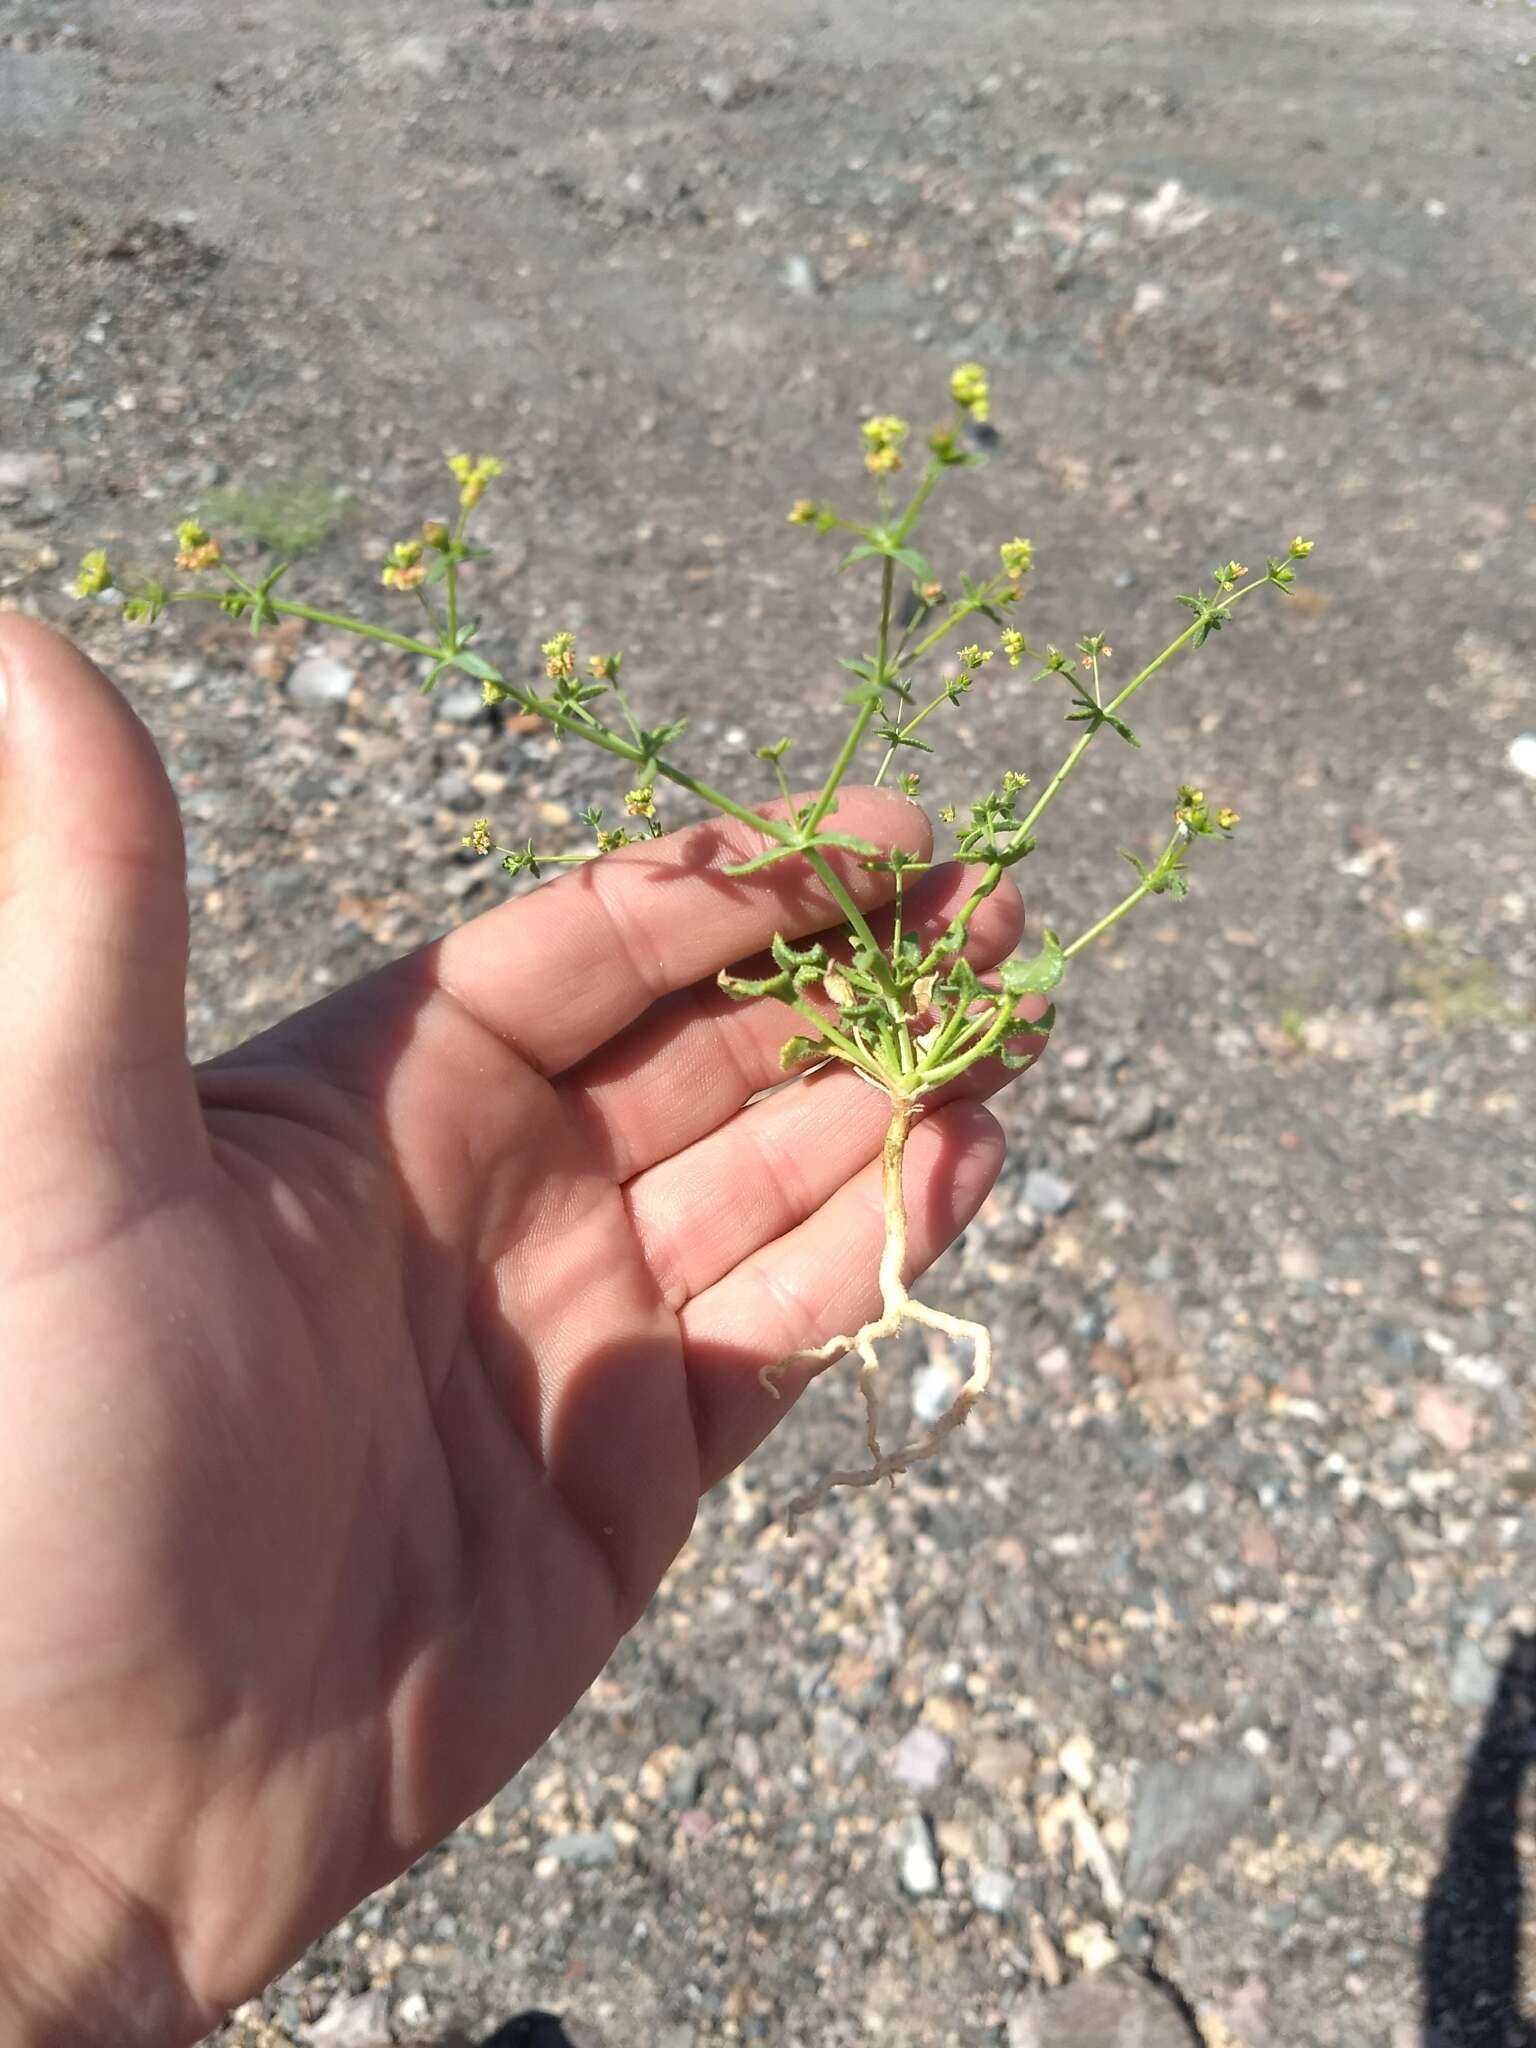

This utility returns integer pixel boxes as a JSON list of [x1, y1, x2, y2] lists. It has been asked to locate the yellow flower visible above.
[[447, 452, 504, 509], [860, 414, 909, 473], [174, 519, 222, 572], [624, 785, 657, 820], [950, 362, 990, 419], [1289, 536, 1315, 558], [788, 498, 818, 525], [381, 537, 426, 589], [542, 630, 577, 682], [463, 818, 494, 857], [861, 414, 909, 447], [421, 519, 452, 551], [1217, 806, 1240, 830], [1001, 628, 1025, 666], [958, 643, 993, 669], [1000, 537, 1034, 580]]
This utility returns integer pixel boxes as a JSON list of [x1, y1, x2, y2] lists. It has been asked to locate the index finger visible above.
[[431, 788, 932, 1076]]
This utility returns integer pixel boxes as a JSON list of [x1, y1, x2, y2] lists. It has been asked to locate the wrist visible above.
[[0, 1802, 203, 2048]]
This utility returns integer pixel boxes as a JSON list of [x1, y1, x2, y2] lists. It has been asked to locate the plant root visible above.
[[761, 1098, 994, 1532]]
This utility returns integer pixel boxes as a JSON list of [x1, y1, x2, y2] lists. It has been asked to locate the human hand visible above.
[[0, 616, 1041, 2043]]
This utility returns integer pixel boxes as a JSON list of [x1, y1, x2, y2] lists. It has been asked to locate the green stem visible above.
[[914, 994, 984, 1072], [1009, 579, 1267, 855], [789, 996, 870, 1070], [801, 849, 894, 994], [872, 685, 952, 788], [901, 562, 1021, 669], [806, 554, 896, 832], [169, 589, 442, 662], [918, 994, 1022, 1088], [892, 460, 942, 544], [922, 1001, 996, 1073], [1060, 829, 1183, 960], [916, 863, 1002, 977]]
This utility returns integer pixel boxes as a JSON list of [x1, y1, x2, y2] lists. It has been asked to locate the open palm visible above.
[[0, 618, 1037, 2043]]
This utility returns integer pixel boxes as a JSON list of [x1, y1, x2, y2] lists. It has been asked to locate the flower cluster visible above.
[[949, 361, 990, 421], [860, 414, 909, 476], [999, 536, 1033, 581], [541, 631, 577, 682], [174, 519, 222, 572], [381, 538, 426, 591], [446, 452, 503, 510], [1173, 785, 1240, 837]]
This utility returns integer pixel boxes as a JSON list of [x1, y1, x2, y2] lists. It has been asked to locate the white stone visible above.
[[288, 653, 356, 707], [899, 1813, 941, 1897]]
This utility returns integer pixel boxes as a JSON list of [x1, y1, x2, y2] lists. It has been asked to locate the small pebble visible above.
[[539, 1828, 618, 1868], [782, 253, 821, 297], [911, 1359, 954, 1425], [287, 653, 356, 708], [434, 680, 487, 725], [1448, 1635, 1499, 1712], [1106, 1086, 1159, 1143], [1022, 1169, 1075, 1216], [972, 1867, 1016, 1916], [301, 1991, 391, 2046], [899, 1814, 941, 1897], [890, 1723, 953, 1795]]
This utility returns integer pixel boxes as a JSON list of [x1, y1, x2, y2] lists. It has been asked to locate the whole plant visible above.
[[81, 366, 1312, 1523]]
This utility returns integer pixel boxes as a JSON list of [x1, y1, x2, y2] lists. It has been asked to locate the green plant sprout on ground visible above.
[[200, 471, 353, 558], [78, 367, 1314, 1526]]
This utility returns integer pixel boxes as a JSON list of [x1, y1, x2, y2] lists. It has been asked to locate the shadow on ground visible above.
[[1423, 1634, 1536, 2048], [476, 2017, 590, 2048]]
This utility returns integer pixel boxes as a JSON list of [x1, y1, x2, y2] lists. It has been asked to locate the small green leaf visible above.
[[780, 1035, 829, 1073], [718, 967, 793, 1001], [941, 957, 981, 1003], [720, 843, 813, 876], [810, 832, 883, 858], [451, 650, 502, 682], [771, 934, 830, 975], [889, 545, 935, 582], [998, 930, 1065, 998]]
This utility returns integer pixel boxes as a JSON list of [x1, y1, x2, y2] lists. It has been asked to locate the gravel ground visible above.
[[2, 1, 1534, 2043]]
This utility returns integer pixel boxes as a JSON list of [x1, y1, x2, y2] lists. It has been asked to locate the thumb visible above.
[[0, 614, 203, 1173]]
